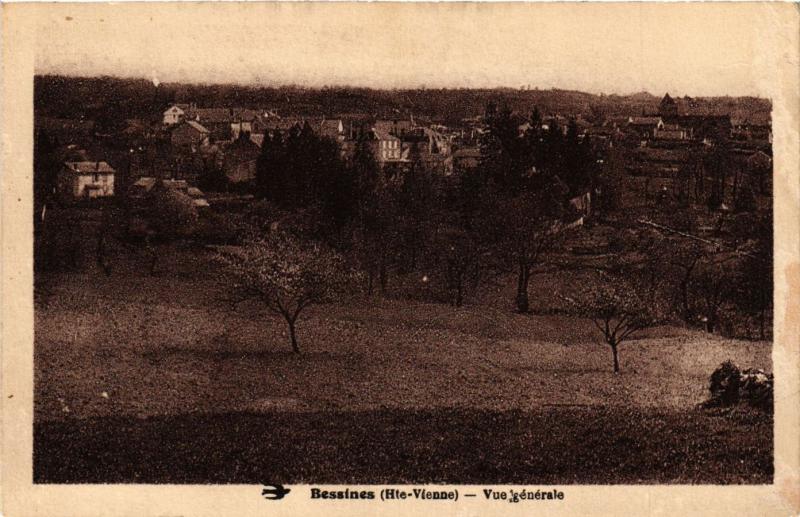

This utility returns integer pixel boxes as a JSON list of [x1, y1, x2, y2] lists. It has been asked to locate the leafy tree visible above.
[[733, 210, 772, 339], [561, 120, 595, 197], [434, 226, 481, 307], [705, 143, 731, 210], [150, 187, 199, 241], [357, 185, 401, 295], [481, 178, 568, 313], [350, 133, 380, 222], [396, 142, 436, 271], [595, 148, 625, 216], [690, 257, 737, 334], [198, 150, 228, 192], [255, 125, 354, 241], [568, 274, 666, 373], [347, 134, 403, 294], [34, 130, 60, 271], [217, 232, 361, 353], [127, 187, 199, 275], [479, 102, 529, 192], [256, 130, 288, 203]]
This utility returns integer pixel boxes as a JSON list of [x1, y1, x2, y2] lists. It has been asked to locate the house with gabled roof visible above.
[[221, 134, 261, 184], [163, 105, 186, 125], [171, 120, 210, 149], [57, 161, 116, 199]]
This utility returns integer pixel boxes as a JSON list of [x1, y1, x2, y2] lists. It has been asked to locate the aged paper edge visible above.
[[2, 3, 798, 516]]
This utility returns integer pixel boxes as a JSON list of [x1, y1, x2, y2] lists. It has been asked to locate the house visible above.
[[372, 126, 403, 164], [676, 114, 732, 143], [569, 191, 592, 219], [654, 93, 734, 143], [249, 133, 265, 148], [58, 161, 115, 199], [250, 111, 280, 135], [184, 107, 236, 141], [374, 119, 415, 139], [163, 105, 186, 125], [653, 123, 689, 141], [732, 114, 772, 143], [130, 177, 209, 208], [129, 176, 158, 199], [422, 127, 451, 157], [627, 148, 691, 176], [222, 135, 261, 184], [256, 117, 305, 138], [319, 119, 346, 142], [658, 93, 680, 118], [746, 150, 772, 171], [229, 109, 264, 139], [450, 148, 481, 171], [627, 117, 664, 139], [170, 120, 210, 149]]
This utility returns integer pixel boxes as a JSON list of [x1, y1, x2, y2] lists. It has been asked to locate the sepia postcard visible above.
[[2, 2, 799, 516]]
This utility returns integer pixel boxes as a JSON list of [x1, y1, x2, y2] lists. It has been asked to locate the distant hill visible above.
[[34, 75, 772, 128]]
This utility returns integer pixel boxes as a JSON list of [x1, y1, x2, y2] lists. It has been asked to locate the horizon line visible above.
[[34, 71, 770, 101]]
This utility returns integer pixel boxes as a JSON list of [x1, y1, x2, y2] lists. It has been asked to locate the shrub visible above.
[[194, 212, 245, 245], [707, 360, 773, 412], [740, 368, 774, 411], [708, 360, 741, 405]]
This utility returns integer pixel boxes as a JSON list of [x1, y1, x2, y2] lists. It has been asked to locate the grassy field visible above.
[[34, 243, 773, 483]]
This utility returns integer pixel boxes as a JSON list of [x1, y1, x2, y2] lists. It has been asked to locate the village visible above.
[[41, 91, 772, 215], [33, 78, 774, 484]]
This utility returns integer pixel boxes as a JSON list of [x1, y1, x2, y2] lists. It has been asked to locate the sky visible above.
[[31, 2, 784, 97]]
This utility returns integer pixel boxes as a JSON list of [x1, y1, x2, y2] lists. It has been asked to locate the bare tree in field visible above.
[[568, 275, 666, 373], [217, 232, 361, 353]]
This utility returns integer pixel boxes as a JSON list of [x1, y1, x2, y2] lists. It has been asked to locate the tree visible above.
[[396, 142, 436, 271], [660, 239, 709, 323], [150, 187, 199, 240], [134, 187, 199, 275], [358, 185, 401, 295], [255, 130, 288, 203], [705, 143, 731, 210], [568, 274, 665, 373], [595, 148, 625, 217], [731, 210, 772, 339], [691, 257, 737, 334], [434, 226, 481, 307], [217, 232, 361, 353], [33, 129, 60, 272], [198, 150, 228, 192], [482, 178, 568, 313], [480, 102, 529, 192], [561, 119, 594, 196]]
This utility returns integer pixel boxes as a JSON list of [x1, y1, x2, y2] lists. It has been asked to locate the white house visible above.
[[372, 127, 402, 163], [163, 105, 186, 125], [58, 161, 116, 199]]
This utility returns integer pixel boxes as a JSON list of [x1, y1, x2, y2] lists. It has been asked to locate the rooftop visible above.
[[185, 120, 210, 134], [63, 161, 115, 174]]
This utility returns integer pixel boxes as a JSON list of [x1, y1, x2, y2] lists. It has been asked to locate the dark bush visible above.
[[194, 212, 245, 245], [740, 368, 774, 412], [706, 360, 773, 412], [709, 360, 741, 405]]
